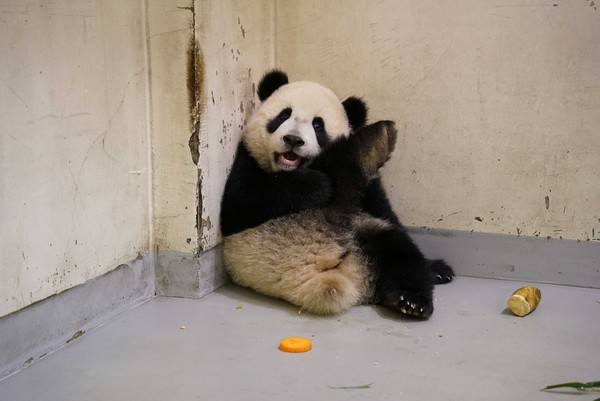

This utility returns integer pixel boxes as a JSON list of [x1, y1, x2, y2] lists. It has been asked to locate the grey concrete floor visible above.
[[1, 277, 599, 401]]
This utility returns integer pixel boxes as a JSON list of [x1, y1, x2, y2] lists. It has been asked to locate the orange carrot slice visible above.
[[279, 337, 312, 353]]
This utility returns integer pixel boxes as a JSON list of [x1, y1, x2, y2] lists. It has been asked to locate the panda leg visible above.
[[355, 220, 444, 318], [361, 181, 456, 286]]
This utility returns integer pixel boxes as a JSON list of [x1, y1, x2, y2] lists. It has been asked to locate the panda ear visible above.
[[257, 70, 289, 101], [342, 96, 368, 130]]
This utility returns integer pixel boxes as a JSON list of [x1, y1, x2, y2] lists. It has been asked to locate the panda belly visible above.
[[223, 209, 373, 315]]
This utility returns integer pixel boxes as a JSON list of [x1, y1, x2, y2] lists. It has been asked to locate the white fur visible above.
[[244, 81, 351, 172], [224, 210, 376, 315], [225, 78, 386, 315]]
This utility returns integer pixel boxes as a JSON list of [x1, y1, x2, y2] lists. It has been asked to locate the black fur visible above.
[[312, 117, 329, 147], [266, 107, 292, 133], [221, 70, 454, 319], [342, 96, 368, 130], [312, 121, 454, 318], [362, 177, 402, 227], [356, 225, 436, 316], [257, 70, 289, 101], [220, 142, 333, 236], [311, 123, 390, 214]]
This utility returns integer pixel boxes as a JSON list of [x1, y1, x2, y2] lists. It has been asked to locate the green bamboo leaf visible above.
[[328, 382, 374, 390], [542, 381, 600, 392]]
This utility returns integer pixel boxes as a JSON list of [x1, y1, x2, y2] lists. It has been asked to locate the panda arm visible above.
[[220, 144, 333, 236], [362, 176, 403, 228], [313, 122, 402, 226]]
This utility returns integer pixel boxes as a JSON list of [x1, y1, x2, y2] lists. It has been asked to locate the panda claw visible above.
[[431, 260, 455, 285], [381, 290, 434, 319]]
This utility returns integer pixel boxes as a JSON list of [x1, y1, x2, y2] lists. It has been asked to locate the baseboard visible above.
[[1, 230, 596, 380], [0, 255, 155, 380], [408, 227, 600, 289], [155, 244, 229, 299]]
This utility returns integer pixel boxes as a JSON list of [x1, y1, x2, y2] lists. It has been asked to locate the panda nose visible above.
[[283, 135, 305, 148]]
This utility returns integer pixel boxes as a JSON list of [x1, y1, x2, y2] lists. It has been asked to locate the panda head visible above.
[[244, 70, 368, 173]]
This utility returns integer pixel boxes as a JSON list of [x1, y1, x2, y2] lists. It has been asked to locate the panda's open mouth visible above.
[[276, 151, 305, 170]]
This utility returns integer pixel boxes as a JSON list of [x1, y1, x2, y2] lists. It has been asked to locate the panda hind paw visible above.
[[356, 121, 398, 175], [431, 259, 455, 285], [380, 120, 398, 155], [367, 120, 397, 154], [381, 290, 434, 319]]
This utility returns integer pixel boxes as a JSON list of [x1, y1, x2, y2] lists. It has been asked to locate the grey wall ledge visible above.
[[409, 227, 600, 289], [1, 230, 598, 380], [0, 255, 155, 380]]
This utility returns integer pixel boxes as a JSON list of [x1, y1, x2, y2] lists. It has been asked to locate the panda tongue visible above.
[[281, 151, 300, 167]]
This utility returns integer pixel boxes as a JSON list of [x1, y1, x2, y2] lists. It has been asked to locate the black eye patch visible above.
[[267, 107, 292, 133], [313, 117, 329, 147]]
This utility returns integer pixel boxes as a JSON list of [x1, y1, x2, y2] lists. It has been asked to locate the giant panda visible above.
[[220, 70, 454, 318]]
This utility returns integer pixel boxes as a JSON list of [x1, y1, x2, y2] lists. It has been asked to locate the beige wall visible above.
[[0, 0, 275, 317], [0, 0, 151, 316], [2, 0, 598, 317], [195, 0, 275, 250], [276, 0, 600, 242], [148, 0, 274, 253], [147, 0, 198, 254]]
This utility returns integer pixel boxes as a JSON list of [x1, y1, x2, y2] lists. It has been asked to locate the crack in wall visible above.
[[187, 35, 203, 165], [182, 4, 204, 166], [181, 2, 206, 252]]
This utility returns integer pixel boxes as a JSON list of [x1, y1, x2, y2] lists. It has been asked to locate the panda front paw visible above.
[[380, 290, 434, 319]]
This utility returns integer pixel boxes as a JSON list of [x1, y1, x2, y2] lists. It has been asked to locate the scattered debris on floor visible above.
[[541, 380, 600, 399], [328, 383, 374, 390], [66, 330, 85, 344]]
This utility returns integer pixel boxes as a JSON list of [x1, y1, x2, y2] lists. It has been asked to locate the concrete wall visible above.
[[195, 0, 275, 251], [146, 0, 198, 255], [2, 0, 598, 319], [148, 0, 273, 256], [276, 0, 600, 242], [0, 0, 152, 317], [151, 0, 274, 297], [0, 0, 275, 317]]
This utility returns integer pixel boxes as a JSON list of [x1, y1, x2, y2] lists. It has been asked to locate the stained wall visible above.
[[2, 0, 598, 318], [0, 0, 151, 317], [275, 0, 600, 242], [150, 0, 275, 297], [195, 0, 275, 250], [0, 0, 275, 317]]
